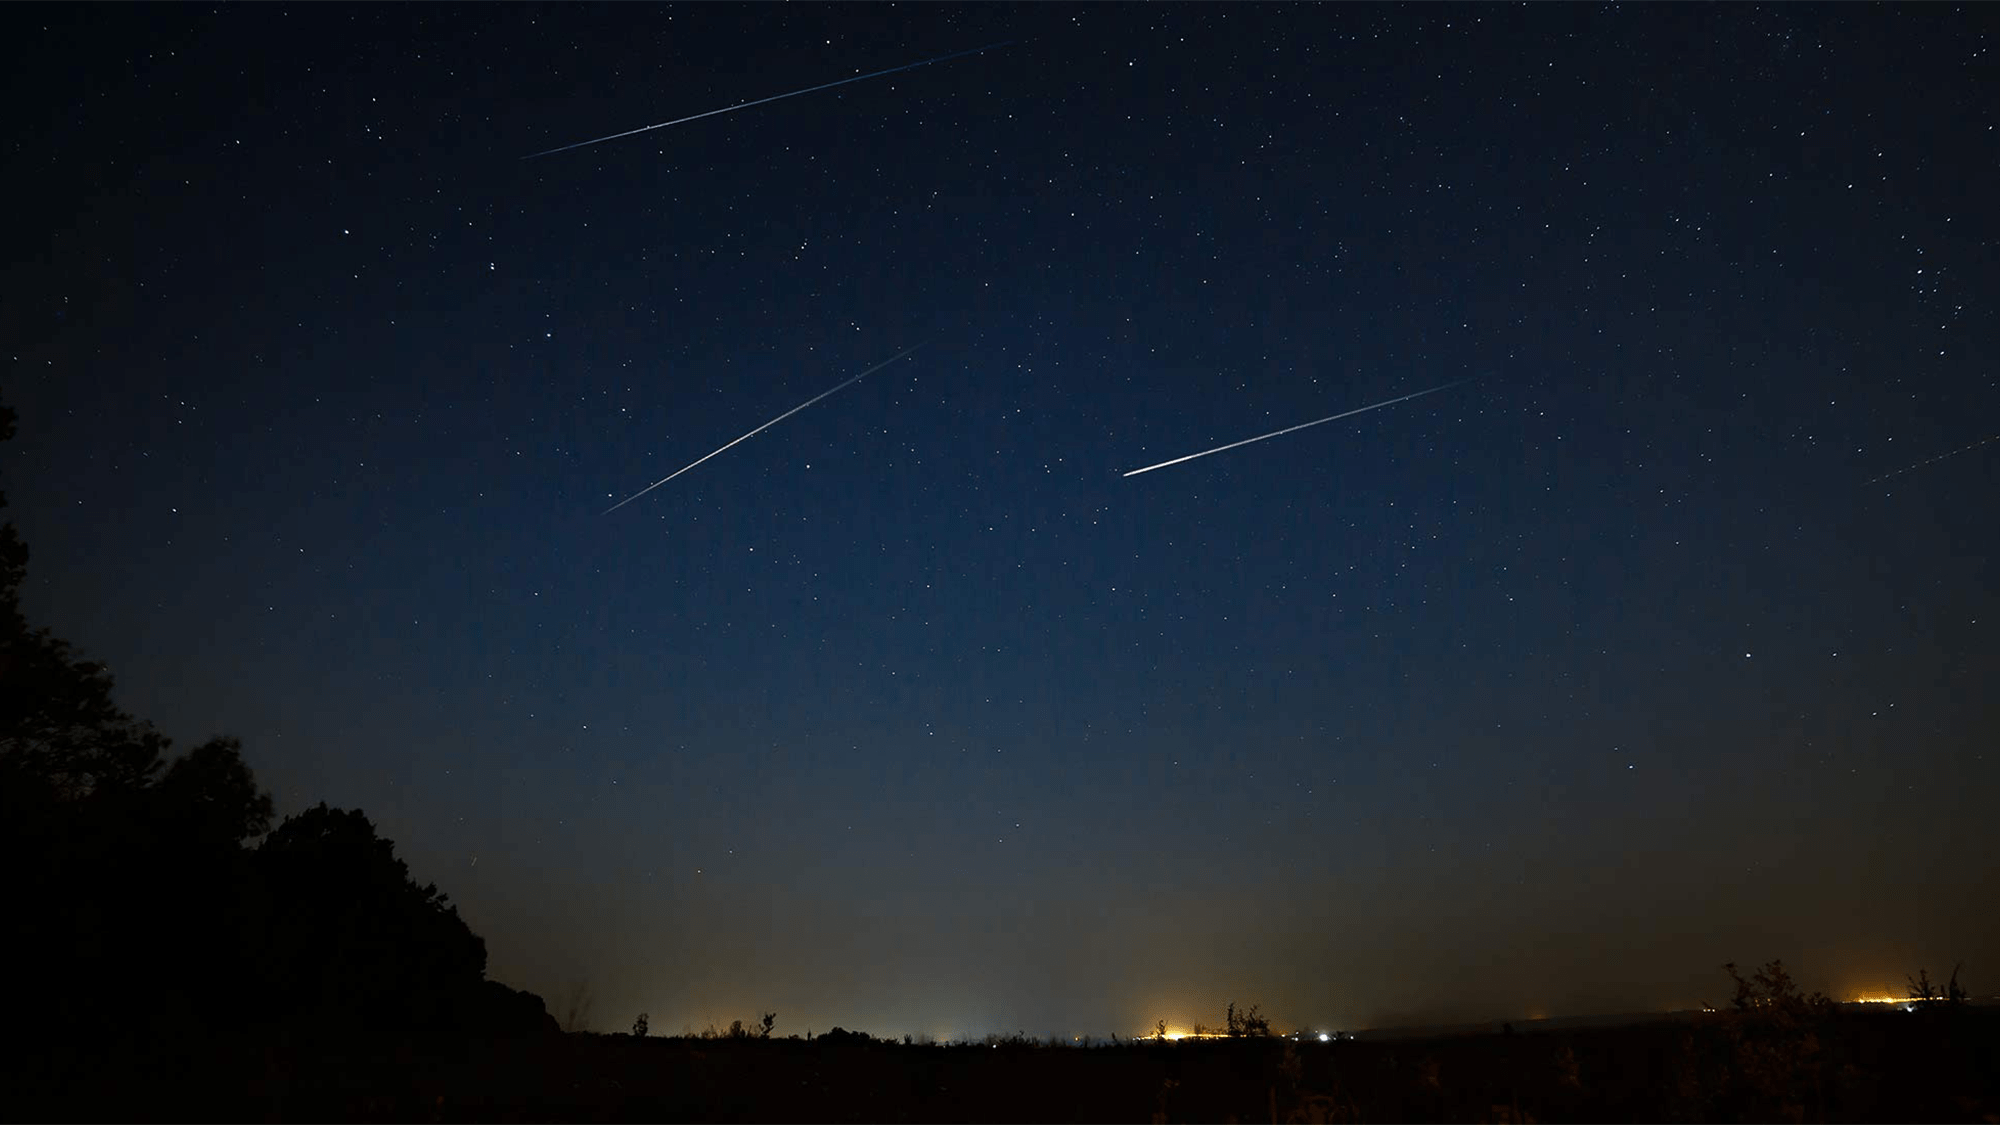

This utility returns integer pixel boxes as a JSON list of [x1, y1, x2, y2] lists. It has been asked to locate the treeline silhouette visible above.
[[0, 399, 555, 1120]]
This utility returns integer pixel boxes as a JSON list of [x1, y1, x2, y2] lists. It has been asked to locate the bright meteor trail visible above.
[[522, 42, 1012, 160], [602, 343, 925, 515], [1121, 379, 1470, 478]]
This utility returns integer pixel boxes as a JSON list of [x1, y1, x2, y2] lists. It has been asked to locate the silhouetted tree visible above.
[[157, 735, 274, 843], [632, 1011, 650, 1037], [0, 399, 277, 1060], [1717, 959, 1835, 1121], [246, 803, 489, 1035], [1724, 958, 1831, 1015], [0, 401, 172, 806], [0, 398, 552, 1116], [0, 596, 174, 806], [1906, 963, 1970, 1008]]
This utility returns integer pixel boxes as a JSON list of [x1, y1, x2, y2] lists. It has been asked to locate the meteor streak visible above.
[[1865, 432, 1999, 485], [1121, 379, 1470, 478], [522, 42, 1012, 160], [602, 343, 924, 515]]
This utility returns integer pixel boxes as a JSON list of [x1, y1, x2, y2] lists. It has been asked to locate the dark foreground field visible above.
[[14, 1006, 1999, 1123]]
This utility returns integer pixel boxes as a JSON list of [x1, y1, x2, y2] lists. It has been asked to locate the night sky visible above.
[[7, 4, 1997, 1039]]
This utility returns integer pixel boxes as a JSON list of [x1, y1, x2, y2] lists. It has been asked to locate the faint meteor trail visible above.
[[1121, 379, 1471, 478], [602, 343, 924, 515], [1865, 432, 1999, 485], [522, 42, 1012, 160]]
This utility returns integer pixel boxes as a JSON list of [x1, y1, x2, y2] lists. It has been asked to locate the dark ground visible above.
[[17, 1005, 1998, 1123]]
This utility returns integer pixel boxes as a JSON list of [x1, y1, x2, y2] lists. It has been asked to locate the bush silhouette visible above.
[[1714, 959, 1837, 1121]]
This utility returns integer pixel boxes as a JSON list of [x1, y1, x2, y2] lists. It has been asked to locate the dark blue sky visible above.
[[7, 3, 1996, 1036]]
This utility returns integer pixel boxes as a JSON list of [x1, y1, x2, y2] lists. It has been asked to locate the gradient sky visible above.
[[6, 3, 1997, 1037]]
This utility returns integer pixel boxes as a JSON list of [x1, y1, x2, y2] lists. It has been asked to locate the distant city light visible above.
[[1151, 1027, 1346, 1043]]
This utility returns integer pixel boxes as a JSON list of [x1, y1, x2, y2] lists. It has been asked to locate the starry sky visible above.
[[6, 4, 1998, 1038]]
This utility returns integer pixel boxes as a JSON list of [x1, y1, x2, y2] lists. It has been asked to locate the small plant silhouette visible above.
[[1226, 1001, 1273, 1037]]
